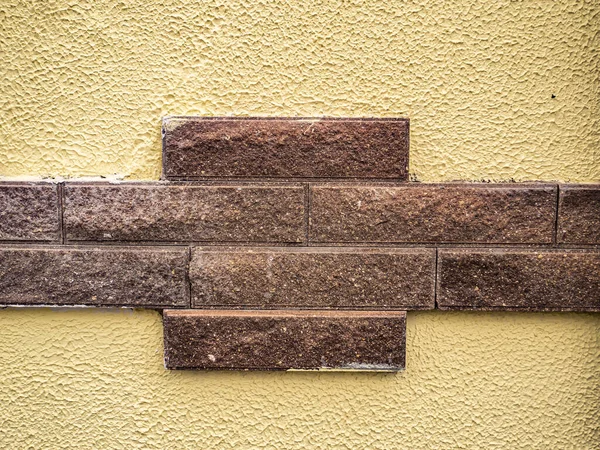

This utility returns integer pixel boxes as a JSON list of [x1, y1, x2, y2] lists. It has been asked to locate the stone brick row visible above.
[[191, 247, 599, 311], [0, 245, 598, 311], [65, 183, 560, 245], [2, 182, 598, 245], [162, 246, 600, 372]]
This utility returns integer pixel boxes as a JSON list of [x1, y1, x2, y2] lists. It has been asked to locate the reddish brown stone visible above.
[[163, 309, 406, 371], [558, 185, 600, 245], [63, 183, 305, 244], [310, 184, 556, 244], [0, 246, 189, 307], [162, 117, 409, 180], [191, 247, 434, 309], [0, 183, 59, 241], [437, 249, 600, 311]]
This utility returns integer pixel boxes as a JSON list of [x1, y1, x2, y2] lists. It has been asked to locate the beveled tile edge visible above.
[[164, 309, 408, 318]]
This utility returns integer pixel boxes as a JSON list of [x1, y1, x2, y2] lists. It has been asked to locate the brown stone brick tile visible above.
[[0, 183, 59, 241], [437, 248, 600, 311], [0, 246, 189, 307], [310, 184, 556, 245], [163, 309, 406, 371], [191, 247, 435, 309], [162, 117, 409, 180], [558, 185, 600, 245], [63, 183, 306, 244]]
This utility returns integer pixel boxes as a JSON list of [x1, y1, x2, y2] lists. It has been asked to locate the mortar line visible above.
[[553, 184, 560, 247], [57, 182, 65, 245], [434, 248, 439, 309], [305, 183, 311, 246], [185, 246, 193, 308]]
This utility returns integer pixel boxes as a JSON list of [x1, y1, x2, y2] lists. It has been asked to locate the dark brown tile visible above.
[[310, 184, 556, 244], [437, 248, 600, 311], [558, 185, 600, 245], [162, 117, 409, 180], [0, 183, 59, 241], [63, 183, 305, 244], [163, 309, 406, 371], [0, 246, 189, 307], [191, 247, 434, 309]]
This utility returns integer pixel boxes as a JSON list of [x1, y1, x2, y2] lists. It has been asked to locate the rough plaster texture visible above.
[[1, 0, 600, 448], [0, 309, 598, 449], [1, 0, 599, 182]]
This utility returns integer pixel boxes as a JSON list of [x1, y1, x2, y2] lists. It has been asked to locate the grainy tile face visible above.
[[191, 247, 435, 309], [437, 249, 600, 311], [63, 183, 305, 243], [0, 184, 59, 241], [163, 310, 406, 371], [0, 246, 189, 307], [310, 184, 556, 244], [162, 117, 409, 180], [558, 185, 600, 245]]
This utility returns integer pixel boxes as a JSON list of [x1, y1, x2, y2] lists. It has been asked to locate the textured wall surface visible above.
[[1, 0, 599, 448], [0, 309, 598, 449], [1, 0, 599, 182]]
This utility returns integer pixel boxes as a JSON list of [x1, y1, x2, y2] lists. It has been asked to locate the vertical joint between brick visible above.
[[304, 183, 310, 246], [434, 248, 439, 309], [57, 182, 65, 244], [185, 246, 192, 308], [553, 184, 560, 247]]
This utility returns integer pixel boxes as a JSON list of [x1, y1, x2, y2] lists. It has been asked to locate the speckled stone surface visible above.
[[437, 249, 600, 311], [0, 246, 189, 307], [0, 184, 59, 241], [310, 184, 556, 244], [163, 309, 406, 371], [162, 117, 409, 180], [191, 247, 435, 309], [63, 183, 305, 243], [558, 185, 600, 245]]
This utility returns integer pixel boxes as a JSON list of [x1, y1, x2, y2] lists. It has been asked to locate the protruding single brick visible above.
[[191, 247, 435, 309], [163, 309, 406, 371], [63, 183, 305, 244], [0, 183, 59, 241], [162, 117, 409, 180], [0, 246, 189, 307], [437, 249, 600, 311], [310, 184, 556, 244], [558, 185, 600, 245]]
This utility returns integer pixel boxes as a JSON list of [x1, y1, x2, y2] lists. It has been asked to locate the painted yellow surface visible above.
[[1, 0, 599, 448], [1, 0, 599, 182], [0, 309, 598, 449]]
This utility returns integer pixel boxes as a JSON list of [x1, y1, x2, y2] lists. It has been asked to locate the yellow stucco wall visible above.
[[1, 0, 599, 182], [0, 309, 598, 449], [0, 1, 599, 448]]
